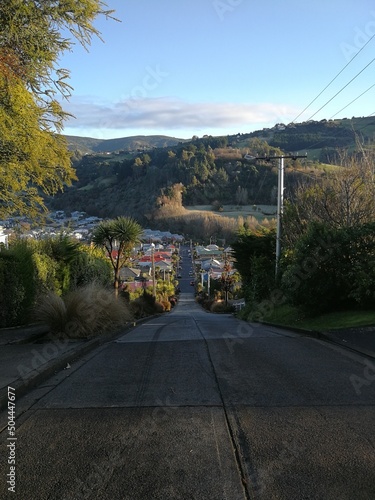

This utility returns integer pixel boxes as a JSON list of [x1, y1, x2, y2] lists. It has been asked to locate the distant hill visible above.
[[65, 134, 186, 154], [52, 116, 375, 224], [229, 116, 375, 158]]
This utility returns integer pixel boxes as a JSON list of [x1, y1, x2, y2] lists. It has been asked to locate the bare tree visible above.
[[283, 148, 375, 247]]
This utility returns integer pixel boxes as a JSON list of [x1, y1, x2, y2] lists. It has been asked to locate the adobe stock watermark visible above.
[[94, 64, 169, 133], [16, 289, 110, 384], [63, 395, 179, 499], [340, 11, 375, 61], [213, 0, 244, 22], [63, 446, 123, 500], [223, 230, 338, 355], [125, 65, 169, 103], [16, 334, 70, 385], [349, 358, 375, 395], [248, 438, 305, 497], [117, 64, 169, 121]]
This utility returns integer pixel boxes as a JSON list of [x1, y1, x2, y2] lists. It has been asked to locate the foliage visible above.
[[130, 291, 164, 318], [51, 118, 375, 226], [34, 235, 81, 295], [33, 292, 67, 335], [51, 141, 282, 222], [210, 301, 235, 313], [281, 222, 375, 313], [232, 228, 276, 305], [28, 235, 112, 297], [0, 240, 37, 326], [32, 251, 59, 295], [9, 239, 37, 322], [0, 254, 25, 327], [269, 120, 354, 151], [155, 280, 175, 302], [0, 0, 115, 218], [0, 235, 113, 327], [0, 72, 76, 218], [251, 303, 375, 331], [34, 282, 132, 338], [283, 149, 375, 248], [69, 247, 112, 290]]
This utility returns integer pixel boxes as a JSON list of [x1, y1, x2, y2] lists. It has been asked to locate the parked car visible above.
[[190, 280, 195, 286]]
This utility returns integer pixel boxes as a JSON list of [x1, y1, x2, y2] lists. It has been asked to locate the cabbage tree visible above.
[[92, 217, 142, 297]]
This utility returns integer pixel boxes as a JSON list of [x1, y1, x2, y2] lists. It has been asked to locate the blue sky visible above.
[[59, 0, 375, 139]]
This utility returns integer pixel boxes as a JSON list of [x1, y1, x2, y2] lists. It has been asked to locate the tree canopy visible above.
[[0, 0, 115, 218]]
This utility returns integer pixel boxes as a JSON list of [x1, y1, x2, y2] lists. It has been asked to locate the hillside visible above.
[[65, 134, 186, 154], [229, 116, 375, 158], [52, 116, 375, 225]]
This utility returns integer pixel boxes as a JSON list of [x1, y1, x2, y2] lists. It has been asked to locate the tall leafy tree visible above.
[[0, 1, 116, 218], [92, 217, 143, 297]]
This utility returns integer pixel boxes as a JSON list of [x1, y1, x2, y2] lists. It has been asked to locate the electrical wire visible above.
[[266, 112, 375, 159], [353, 111, 375, 132], [306, 56, 375, 121], [329, 83, 375, 119], [292, 32, 375, 123], [302, 112, 375, 151]]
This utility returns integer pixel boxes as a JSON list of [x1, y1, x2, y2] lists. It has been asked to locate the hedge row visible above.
[[0, 236, 112, 327]]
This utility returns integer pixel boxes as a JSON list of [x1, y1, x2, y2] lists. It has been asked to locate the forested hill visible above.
[[65, 135, 186, 154], [51, 116, 375, 222]]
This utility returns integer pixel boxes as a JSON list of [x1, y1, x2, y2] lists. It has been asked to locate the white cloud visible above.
[[61, 96, 299, 136]]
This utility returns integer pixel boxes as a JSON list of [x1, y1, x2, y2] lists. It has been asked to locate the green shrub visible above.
[[69, 249, 112, 290], [35, 235, 81, 296], [0, 240, 36, 326], [0, 236, 115, 328], [32, 252, 59, 294], [281, 222, 375, 313], [32, 236, 112, 297], [0, 255, 25, 327], [232, 229, 276, 306], [130, 292, 163, 318]]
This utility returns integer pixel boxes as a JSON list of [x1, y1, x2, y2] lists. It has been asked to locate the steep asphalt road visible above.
[[1, 287, 374, 499]]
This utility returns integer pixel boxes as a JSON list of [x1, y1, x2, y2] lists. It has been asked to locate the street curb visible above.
[[0, 324, 50, 346], [7, 328, 50, 345], [0, 315, 157, 411]]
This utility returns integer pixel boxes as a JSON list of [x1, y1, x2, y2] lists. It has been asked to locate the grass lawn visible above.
[[249, 304, 375, 331], [185, 204, 277, 222]]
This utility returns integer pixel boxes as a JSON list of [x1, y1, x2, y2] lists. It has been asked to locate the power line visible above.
[[354, 112, 375, 133], [292, 32, 375, 123], [265, 113, 375, 162], [306, 56, 375, 121], [329, 83, 375, 119]]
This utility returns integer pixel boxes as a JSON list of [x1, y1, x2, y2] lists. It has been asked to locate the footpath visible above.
[[1, 320, 374, 411], [0, 321, 139, 411]]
